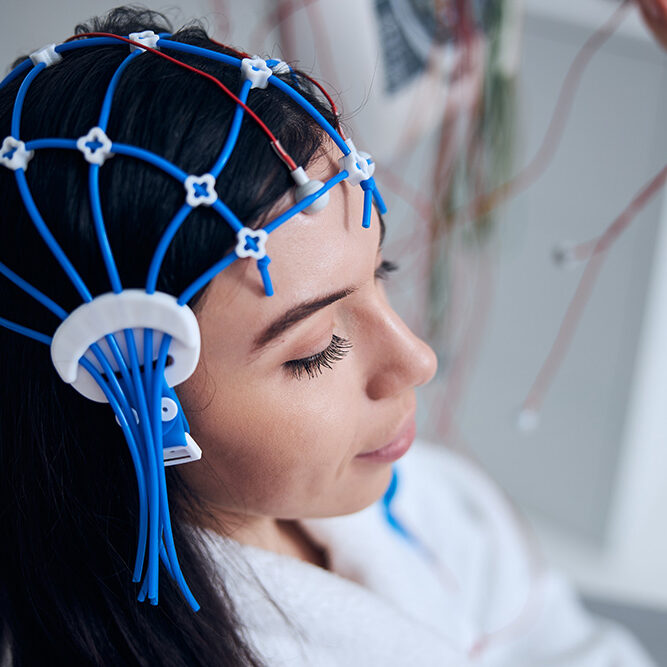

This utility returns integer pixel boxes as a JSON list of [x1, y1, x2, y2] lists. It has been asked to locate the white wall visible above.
[[452, 0, 667, 608]]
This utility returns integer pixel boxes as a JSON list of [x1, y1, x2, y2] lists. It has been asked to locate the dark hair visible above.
[[0, 7, 336, 665]]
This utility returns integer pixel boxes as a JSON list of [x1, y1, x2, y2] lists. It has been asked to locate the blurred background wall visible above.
[[3, 0, 666, 651]]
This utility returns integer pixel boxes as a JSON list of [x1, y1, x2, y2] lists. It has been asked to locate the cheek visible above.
[[178, 364, 365, 515]]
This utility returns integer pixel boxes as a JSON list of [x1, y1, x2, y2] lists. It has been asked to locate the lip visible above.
[[356, 411, 417, 463]]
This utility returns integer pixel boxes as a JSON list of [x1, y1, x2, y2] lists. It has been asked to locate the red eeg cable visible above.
[[207, 37, 250, 59], [206, 31, 344, 147], [301, 71, 343, 137], [65, 32, 298, 171]]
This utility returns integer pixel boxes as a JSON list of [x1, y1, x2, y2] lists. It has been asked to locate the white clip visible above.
[[128, 30, 160, 52], [270, 60, 291, 74], [29, 44, 62, 68], [338, 138, 375, 187], [76, 127, 113, 165], [184, 174, 217, 207], [51, 290, 201, 403], [241, 56, 272, 89], [235, 227, 268, 259], [161, 397, 179, 421], [164, 433, 202, 466], [291, 166, 329, 214], [0, 137, 34, 171]]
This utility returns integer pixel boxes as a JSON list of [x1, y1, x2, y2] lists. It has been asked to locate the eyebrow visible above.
[[251, 214, 386, 352]]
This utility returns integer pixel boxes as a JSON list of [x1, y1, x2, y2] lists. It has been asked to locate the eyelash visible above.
[[284, 334, 353, 380], [375, 259, 399, 281], [284, 259, 399, 380]]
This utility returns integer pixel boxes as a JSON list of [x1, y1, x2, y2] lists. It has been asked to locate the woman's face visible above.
[[177, 145, 437, 532]]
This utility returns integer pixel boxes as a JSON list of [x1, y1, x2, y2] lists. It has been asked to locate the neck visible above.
[[202, 513, 330, 570]]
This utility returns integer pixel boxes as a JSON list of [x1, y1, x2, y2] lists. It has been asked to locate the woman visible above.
[[0, 7, 656, 666]]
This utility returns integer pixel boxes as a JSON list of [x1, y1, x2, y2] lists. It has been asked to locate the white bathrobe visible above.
[[200, 440, 655, 666]]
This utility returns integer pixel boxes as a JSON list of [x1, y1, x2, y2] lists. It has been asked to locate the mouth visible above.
[[355, 410, 417, 463]]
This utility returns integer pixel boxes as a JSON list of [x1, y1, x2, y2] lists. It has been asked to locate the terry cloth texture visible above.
[[199, 439, 656, 666]]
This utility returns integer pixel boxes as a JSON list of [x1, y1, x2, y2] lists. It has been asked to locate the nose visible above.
[[364, 301, 438, 401]]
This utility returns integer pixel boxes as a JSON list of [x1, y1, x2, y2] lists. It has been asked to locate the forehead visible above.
[[195, 148, 380, 334]]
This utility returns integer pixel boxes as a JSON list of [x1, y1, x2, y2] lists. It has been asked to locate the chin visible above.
[[324, 465, 394, 518]]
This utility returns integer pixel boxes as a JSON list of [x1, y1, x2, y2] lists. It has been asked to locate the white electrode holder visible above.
[[51, 290, 201, 403], [291, 166, 329, 214]]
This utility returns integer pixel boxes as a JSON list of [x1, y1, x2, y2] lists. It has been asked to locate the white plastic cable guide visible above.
[[241, 56, 273, 89], [184, 173, 218, 207], [0, 137, 34, 171], [76, 127, 114, 166], [51, 290, 201, 403], [128, 30, 160, 52], [29, 44, 62, 68], [338, 138, 375, 187], [235, 227, 268, 259]]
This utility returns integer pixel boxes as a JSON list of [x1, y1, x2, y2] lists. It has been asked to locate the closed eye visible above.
[[375, 259, 399, 281], [284, 334, 352, 380]]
